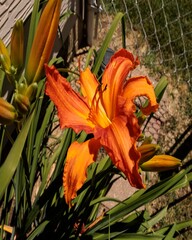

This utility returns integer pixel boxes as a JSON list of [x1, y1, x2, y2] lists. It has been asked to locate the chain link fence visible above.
[[94, 0, 192, 156], [99, 0, 192, 87]]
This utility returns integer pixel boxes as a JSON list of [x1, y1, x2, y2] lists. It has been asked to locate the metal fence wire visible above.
[[97, 0, 192, 87], [85, 0, 192, 160]]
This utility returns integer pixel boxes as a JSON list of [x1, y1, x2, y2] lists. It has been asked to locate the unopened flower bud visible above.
[[140, 155, 182, 172], [25, 0, 61, 84], [0, 98, 18, 124], [10, 20, 24, 74], [138, 143, 160, 165], [25, 83, 38, 101], [17, 82, 27, 94], [0, 39, 11, 73], [14, 93, 30, 114], [0, 225, 13, 234]]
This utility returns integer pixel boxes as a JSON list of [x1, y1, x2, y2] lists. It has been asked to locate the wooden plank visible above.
[[0, 0, 34, 45]]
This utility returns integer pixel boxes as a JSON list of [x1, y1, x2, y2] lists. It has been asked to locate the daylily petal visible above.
[[95, 117, 144, 188], [80, 68, 99, 104], [79, 68, 112, 128], [63, 139, 101, 206], [101, 49, 139, 120], [123, 76, 158, 115], [88, 87, 112, 128], [45, 65, 95, 133]]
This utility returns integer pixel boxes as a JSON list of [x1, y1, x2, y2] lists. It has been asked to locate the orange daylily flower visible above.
[[45, 49, 159, 205]]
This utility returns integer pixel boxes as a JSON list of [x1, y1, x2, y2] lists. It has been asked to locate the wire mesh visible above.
[[95, 0, 192, 160], [98, 0, 192, 87]]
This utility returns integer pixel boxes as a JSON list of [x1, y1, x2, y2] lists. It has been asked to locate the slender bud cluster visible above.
[[14, 82, 38, 115], [0, 0, 61, 124]]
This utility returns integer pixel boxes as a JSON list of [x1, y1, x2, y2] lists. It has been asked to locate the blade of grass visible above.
[[92, 232, 163, 240], [168, 172, 192, 193], [26, 220, 49, 240], [142, 76, 168, 131], [0, 69, 5, 96], [33, 129, 70, 203], [26, 80, 44, 167], [21, 172, 62, 234], [51, 128, 74, 181], [29, 101, 54, 194], [138, 207, 168, 233], [155, 219, 192, 235], [164, 223, 176, 240], [85, 47, 94, 69]]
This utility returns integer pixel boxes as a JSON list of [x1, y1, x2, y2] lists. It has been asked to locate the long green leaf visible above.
[[92, 232, 163, 240], [85, 165, 192, 235], [25, 0, 41, 66], [164, 223, 176, 240], [168, 172, 192, 192], [138, 207, 168, 232], [0, 112, 34, 200], [27, 220, 49, 240], [29, 101, 54, 193], [142, 76, 168, 131], [154, 76, 168, 103], [92, 12, 124, 75], [0, 69, 5, 96], [155, 219, 192, 235]]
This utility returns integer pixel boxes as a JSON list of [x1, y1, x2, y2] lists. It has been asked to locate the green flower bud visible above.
[[14, 93, 30, 114], [10, 20, 24, 74], [0, 39, 11, 73], [25, 83, 38, 101]]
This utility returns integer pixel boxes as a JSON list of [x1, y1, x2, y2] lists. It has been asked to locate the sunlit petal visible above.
[[123, 76, 158, 115], [45, 65, 95, 133], [80, 68, 99, 104], [101, 49, 139, 119], [95, 117, 145, 188], [88, 87, 112, 128], [63, 139, 101, 206]]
